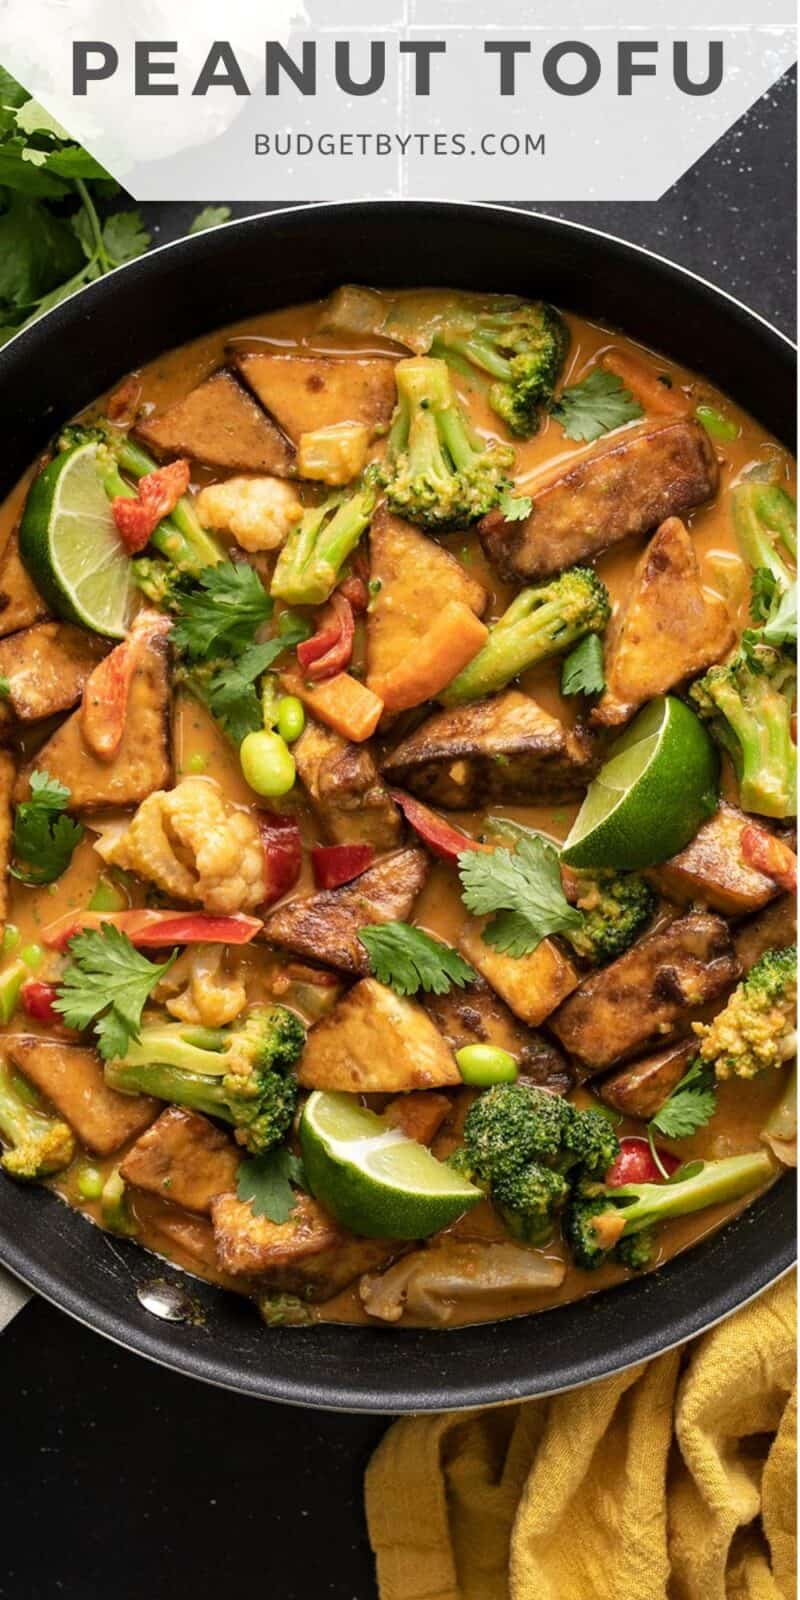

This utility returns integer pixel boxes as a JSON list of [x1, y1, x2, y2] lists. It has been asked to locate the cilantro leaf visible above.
[[186, 615, 312, 745], [54, 925, 176, 1060], [458, 835, 583, 957], [11, 769, 84, 885], [561, 633, 605, 697], [102, 211, 151, 265], [190, 205, 232, 233], [14, 100, 69, 139], [650, 1059, 718, 1141], [552, 369, 643, 444], [171, 561, 273, 662], [358, 923, 476, 998], [498, 489, 533, 523], [237, 1148, 307, 1224]]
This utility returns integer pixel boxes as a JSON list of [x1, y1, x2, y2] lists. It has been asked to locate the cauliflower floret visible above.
[[297, 422, 371, 486], [155, 944, 247, 1027], [108, 777, 265, 914], [196, 477, 302, 553]]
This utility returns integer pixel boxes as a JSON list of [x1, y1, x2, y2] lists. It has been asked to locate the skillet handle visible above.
[[0, 1264, 31, 1329]]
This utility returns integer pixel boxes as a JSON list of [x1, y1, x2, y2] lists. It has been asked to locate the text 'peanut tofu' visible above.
[[135, 368, 294, 476], [479, 419, 719, 584], [549, 912, 741, 1073], [6, 1036, 157, 1155], [382, 691, 597, 808], [298, 978, 461, 1093], [457, 920, 580, 1029], [262, 848, 428, 975]]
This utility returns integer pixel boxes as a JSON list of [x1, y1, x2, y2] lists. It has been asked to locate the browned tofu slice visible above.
[[0, 622, 107, 733], [233, 351, 396, 443], [135, 368, 294, 476], [293, 719, 402, 850], [133, 1194, 246, 1291], [646, 802, 778, 916], [14, 627, 172, 809], [480, 420, 719, 584], [423, 976, 574, 1093], [598, 1040, 696, 1121], [298, 978, 461, 1092], [6, 1036, 157, 1155], [734, 894, 796, 974], [0, 751, 13, 934], [0, 530, 49, 638], [383, 1091, 453, 1145], [457, 920, 580, 1028], [262, 847, 428, 974], [366, 507, 487, 692], [592, 519, 735, 726], [120, 1107, 240, 1214], [212, 1191, 397, 1296], [381, 690, 597, 808], [549, 913, 741, 1073]]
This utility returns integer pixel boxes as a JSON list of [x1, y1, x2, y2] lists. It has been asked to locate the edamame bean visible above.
[[277, 695, 305, 744], [20, 943, 43, 972], [696, 404, 738, 443], [455, 1044, 519, 1087], [240, 729, 296, 798], [76, 1165, 104, 1201]]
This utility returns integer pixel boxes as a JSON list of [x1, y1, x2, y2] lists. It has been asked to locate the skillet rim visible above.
[[0, 198, 794, 1411]]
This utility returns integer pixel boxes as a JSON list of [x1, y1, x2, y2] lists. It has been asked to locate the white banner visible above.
[[1, 0, 796, 201]]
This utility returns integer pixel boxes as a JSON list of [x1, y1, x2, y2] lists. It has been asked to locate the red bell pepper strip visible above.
[[296, 592, 355, 681], [741, 823, 797, 894], [606, 1137, 680, 1188], [43, 909, 263, 953], [20, 980, 62, 1027], [259, 811, 303, 907], [311, 843, 375, 891], [390, 789, 490, 864], [81, 610, 172, 760], [337, 574, 369, 613], [112, 459, 191, 553]]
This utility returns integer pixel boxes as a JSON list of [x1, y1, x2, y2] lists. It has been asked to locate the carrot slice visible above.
[[368, 601, 489, 713], [281, 668, 383, 743], [600, 349, 691, 418]]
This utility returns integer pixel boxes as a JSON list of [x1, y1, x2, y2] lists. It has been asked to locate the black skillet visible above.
[[0, 201, 794, 1411]]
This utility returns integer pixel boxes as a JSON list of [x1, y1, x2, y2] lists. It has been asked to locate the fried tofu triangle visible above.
[[0, 622, 107, 733], [0, 530, 49, 638], [262, 847, 429, 975], [646, 801, 779, 916], [212, 1191, 398, 1297], [120, 1107, 240, 1215], [480, 419, 718, 584], [135, 368, 294, 476], [232, 351, 397, 444], [382, 690, 597, 808], [298, 978, 461, 1093], [6, 1036, 157, 1155], [14, 627, 172, 810], [592, 518, 735, 726]]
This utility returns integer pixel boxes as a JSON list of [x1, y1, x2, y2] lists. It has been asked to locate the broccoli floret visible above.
[[690, 639, 797, 818], [381, 357, 515, 530], [100, 1166, 137, 1236], [733, 481, 796, 598], [461, 1083, 620, 1244], [693, 946, 797, 1080], [561, 868, 657, 966], [271, 476, 378, 605], [564, 1151, 775, 1271], [259, 1292, 315, 1327], [0, 1059, 75, 1180], [614, 1229, 657, 1272], [429, 299, 569, 436], [131, 556, 185, 610], [104, 1005, 306, 1155], [440, 566, 610, 705]]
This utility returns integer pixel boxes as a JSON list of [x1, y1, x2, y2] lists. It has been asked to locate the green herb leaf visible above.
[[171, 561, 273, 662], [189, 205, 232, 233], [498, 489, 533, 523], [54, 925, 176, 1060], [0, 193, 83, 308], [187, 615, 312, 745], [650, 1059, 718, 1141], [237, 1147, 307, 1223], [458, 835, 583, 957], [552, 369, 643, 444], [14, 100, 70, 139], [358, 923, 476, 998], [561, 633, 605, 697], [11, 769, 84, 885], [102, 210, 151, 265]]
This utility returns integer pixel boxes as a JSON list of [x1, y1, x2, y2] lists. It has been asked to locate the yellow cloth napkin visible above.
[[366, 1273, 796, 1600]]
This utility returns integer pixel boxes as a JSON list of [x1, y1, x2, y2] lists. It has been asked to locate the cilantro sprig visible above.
[[552, 369, 643, 444], [358, 923, 476, 998], [650, 1058, 718, 1143], [54, 925, 176, 1060], [561, 633, 605, 697], [182, 609, 312, 744], [458, 835, 583, 958], [237, 1147, 307, 1224], [11, 770, 84, 885], [170, 561, 274, 661]]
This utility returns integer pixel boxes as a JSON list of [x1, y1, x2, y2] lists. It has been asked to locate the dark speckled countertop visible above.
[[0, 70, 795, 1600]]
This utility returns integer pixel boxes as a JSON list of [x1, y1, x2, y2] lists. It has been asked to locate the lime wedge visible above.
[[300, 1090, 481, 1239], [562, 695, 719, 869], [19, 442, 136, 638]]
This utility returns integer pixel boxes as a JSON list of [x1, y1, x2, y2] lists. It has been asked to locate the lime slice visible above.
[[19, 442, 136, 638], [562, 695, 719, 869], [300, 1090, 480, 1240]]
